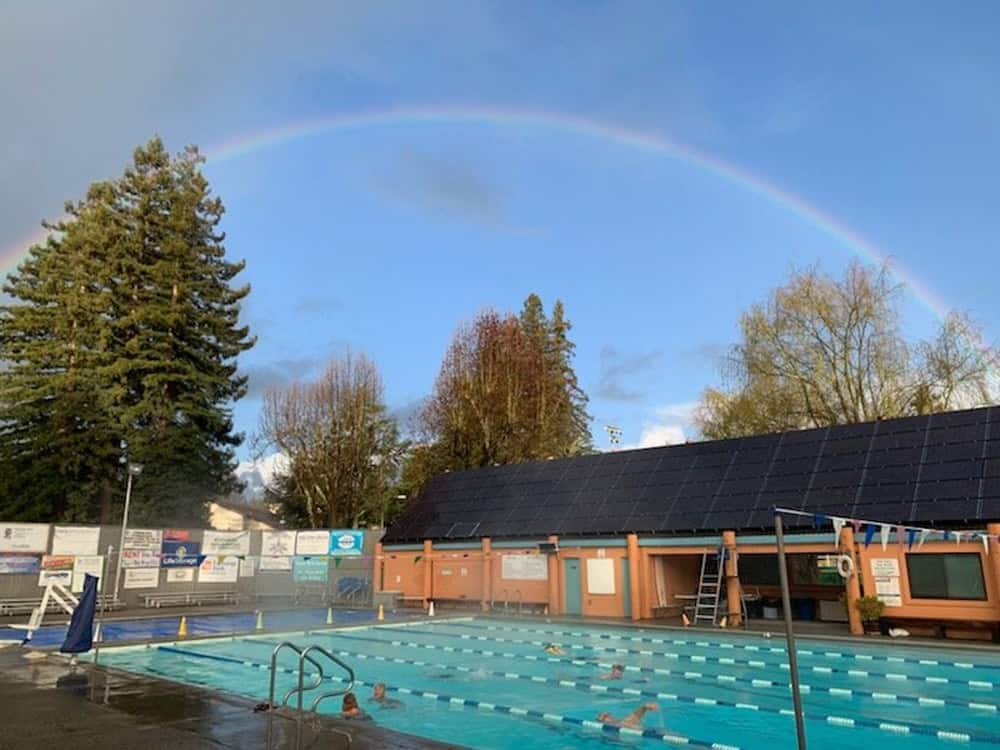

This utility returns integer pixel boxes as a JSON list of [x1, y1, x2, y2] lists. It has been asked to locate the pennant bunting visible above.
[[863, 524, 876, 548], [896, 525, 906, 547], [852, 519, 862, 534], [880, 524, 891, 550], [906, 528, 916, 549], [814, 513, 827, 527], [832, 517, 845, 545], [983, 534, 991, 556], [917, 529, 930, 549]]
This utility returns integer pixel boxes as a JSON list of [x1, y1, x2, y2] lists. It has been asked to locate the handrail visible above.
[[268, 641, 326, 708], [298, 645, 356, 712]]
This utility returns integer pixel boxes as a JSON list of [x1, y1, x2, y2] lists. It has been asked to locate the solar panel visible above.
[[381, 405, 1000, 543]]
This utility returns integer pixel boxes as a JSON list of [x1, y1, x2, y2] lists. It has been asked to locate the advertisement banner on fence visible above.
[[293, 555, 328, 582], [51, 526, 100, 556], [162, 539, 201, 567], [38, 555, 74, 586], [198, 555, 239, 583], [72, 555, 104, 592], [124, 567, 159, 589], [259, 556, 292, 571], [0, 523, 50, 553], [123, 528, 163, 552], [0, 554, 41, 574], [329, 530, 364, 557], [166, 568, 195, 583], [202, 530, 250, 556], [296, 531, 329, 555], [164, 528, 190, 542], [262, 530, 296, 556], [121, 550, 161, 569]]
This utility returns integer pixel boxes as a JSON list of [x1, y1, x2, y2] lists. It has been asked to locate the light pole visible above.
[[112, 462, 144, 603]]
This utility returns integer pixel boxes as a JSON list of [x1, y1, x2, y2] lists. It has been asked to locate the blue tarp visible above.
[[60, 573, 97, 653]]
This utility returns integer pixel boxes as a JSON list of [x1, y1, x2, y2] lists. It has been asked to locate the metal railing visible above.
[[267, 640, 355, 714], [297, 645, 355, 712], [268, 641, 327, 709]]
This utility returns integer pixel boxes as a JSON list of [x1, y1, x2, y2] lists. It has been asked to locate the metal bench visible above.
[[0, 595, 123, 617], [141, 591, 242, 608]]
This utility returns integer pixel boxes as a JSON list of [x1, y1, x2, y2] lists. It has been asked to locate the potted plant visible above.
[[852, 595, 886, 635]]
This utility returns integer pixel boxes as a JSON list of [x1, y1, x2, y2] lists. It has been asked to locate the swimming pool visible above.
[[88, 616, 1000, 749]]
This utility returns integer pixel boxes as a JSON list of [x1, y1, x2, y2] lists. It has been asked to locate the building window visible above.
[[905, 553, 987, 601]]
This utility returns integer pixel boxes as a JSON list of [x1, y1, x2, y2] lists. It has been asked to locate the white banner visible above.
[[72, 555, 104, 592], [296, 530, 330, 555], [239, 557, 256, 578], [259, 556, 292, 571], [586, 558, 616, 595], [123, 528, 163, 552], [198, 555, 239, 583], [166, 568, 195, 583], [0, 523, 50, 553], [51, 526, 100, 556], [501, 554, 548, 581], [38, 569, 72, 586], [870, 558, 900, 577], [121, 550, 161, 569], [202, 530, 250, 556], [124, 567, 159, 589], [261, 530, 296, 556]]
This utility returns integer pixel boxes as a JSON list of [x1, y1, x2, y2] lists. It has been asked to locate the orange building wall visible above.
[[382, 552, 425, 598], [559, 547, 629, 618], [432, 553, 484, 601]]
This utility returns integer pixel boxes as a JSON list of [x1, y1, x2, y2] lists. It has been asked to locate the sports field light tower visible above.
[[604, 425, 622, 451]]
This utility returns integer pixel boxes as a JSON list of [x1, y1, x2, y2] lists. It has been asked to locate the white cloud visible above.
[[621, 401, 698, 450]]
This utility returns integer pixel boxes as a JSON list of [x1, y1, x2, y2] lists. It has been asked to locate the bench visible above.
[[141, 591, 242, 608], [0, 595, 123, 617], [880, 616, 1000, 643]]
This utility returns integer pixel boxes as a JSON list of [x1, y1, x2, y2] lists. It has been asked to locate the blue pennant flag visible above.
[[863, 524, 877, 548], [60, 573, 98, 654], [906, 528, 917, 549]]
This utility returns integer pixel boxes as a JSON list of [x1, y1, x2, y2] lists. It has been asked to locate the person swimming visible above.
[[598, 664, 625, 680], [340, 692, 370, 720], [370, 682, 404, 709], [543, 643, 566, 656], [597, 702, 659, 729]]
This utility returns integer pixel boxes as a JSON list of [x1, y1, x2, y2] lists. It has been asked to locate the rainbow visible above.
[[0, 104, 953, 322]]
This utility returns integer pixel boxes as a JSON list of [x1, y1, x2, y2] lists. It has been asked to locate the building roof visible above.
[[209, 497, 282, 527], [383, 406, 1000, 543]]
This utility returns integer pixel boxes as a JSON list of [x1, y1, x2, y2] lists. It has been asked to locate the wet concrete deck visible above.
[[0, 647, 463, 749]]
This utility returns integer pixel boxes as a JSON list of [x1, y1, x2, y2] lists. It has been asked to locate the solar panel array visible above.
[[383, 406, 1000, 543]]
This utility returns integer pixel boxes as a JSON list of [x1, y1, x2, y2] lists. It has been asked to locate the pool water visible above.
[[89, 616, 1000, 749]]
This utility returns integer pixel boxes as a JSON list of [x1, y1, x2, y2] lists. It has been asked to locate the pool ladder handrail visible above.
[[270, 641, 327, 708], [297, 645, 356, 713]]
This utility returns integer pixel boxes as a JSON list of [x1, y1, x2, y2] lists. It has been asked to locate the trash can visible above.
[[762, 598, 780, 620], [795, 598, 816, 621]]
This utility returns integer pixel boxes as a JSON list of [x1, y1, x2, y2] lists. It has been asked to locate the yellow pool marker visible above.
[[326, 607, 334, 625], [255, 610, 264, 631], [377, 604, 385, 621], [177, 616, 188, 638]]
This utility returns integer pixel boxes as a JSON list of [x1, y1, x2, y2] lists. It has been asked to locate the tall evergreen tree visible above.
[[0, 138, 254, 523]]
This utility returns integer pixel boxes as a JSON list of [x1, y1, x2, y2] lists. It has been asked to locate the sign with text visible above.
[[329, 530, 364, 557], [501, 554, 548, 581], [0, 555, 40, 574], [123, 528, 163, 552], [870, 558, 901, 577], [259, 556, 292, 571], [296, 530, 329, 555], [202, 530, 250, 556], [72, 555, 104, 592], [262, 531, 296, 556], [293, 555, 328, 582], [164, 528, 191, 541], [162, 539, 201, 567], [51, 526, 100, 556], [124, 567, 159, 589], [121, 550, 161, 569], [198, 555, 239, 583], [166, 568, 194, 583], [38, 555, 74, 586], [870, 557, 902, 607], [586, 558, 616, 595], [0, 523, 50, 553]]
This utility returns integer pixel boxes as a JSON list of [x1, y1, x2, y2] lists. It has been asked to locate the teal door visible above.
[[622, 561, 631, 618], [563, 559, 582, 615]]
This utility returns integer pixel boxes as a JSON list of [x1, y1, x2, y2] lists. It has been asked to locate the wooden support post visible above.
[[841, 526, 863, 636], [723, 530, 741, 626], [546, 535, 560, 615], [481, 537, 492, 612], [626, 533, 642, 621]]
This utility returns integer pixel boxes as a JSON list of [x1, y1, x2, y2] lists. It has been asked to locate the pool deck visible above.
[[0, 646, 465, 750]]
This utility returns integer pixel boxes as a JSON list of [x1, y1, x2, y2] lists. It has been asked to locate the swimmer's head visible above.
[[373, 683, 386, 699], [342, 692, 359, 712], [597, 712, 614, 723], [612, 664, 624, 674]]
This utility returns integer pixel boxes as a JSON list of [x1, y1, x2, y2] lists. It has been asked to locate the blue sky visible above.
[[3, 2, 999, 456]]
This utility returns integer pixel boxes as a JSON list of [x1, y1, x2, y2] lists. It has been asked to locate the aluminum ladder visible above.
[[268, 641, 356, 712], [693, 548, 724, 625]]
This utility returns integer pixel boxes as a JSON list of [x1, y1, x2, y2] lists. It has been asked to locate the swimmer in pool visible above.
[[597, 702, 659, 729], [598, 664, 625, 680], [370, 682, 404, 709], [543, 643, 566, 656], [340, 692, 370, 720]]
